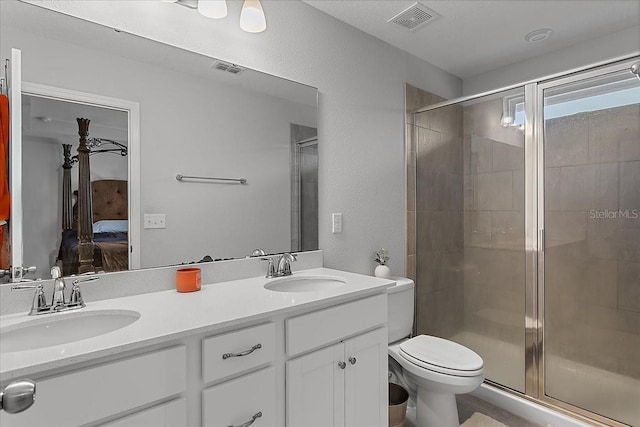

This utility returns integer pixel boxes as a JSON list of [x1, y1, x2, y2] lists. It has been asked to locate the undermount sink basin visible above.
[[0, 309, 140, 353], [264, 275, 346, 293]]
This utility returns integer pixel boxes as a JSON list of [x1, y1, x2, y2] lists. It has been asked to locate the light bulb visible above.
[[198, 0, 228, 19], [240, 0, 266, 33]]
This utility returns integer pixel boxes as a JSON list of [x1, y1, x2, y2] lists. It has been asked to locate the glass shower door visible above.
[[542, 64, 640, 425]]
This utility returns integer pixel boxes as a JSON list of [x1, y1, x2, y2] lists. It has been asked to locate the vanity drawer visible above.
[[0, 346, 186, 427], [202, 367, 276, 427], [286, 293, 387, 357], [100, 398, 186, 427], [202, 322, 275, 384]]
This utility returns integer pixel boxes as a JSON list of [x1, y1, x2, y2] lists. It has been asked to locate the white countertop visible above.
[[0, 268, 393, 382]]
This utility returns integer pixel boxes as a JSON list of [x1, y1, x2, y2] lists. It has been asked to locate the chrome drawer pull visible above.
[[228, 411, 262, 427], [222, 344, 262, 360], [0, 379, 36, 414], [348, 356, 357, 365]]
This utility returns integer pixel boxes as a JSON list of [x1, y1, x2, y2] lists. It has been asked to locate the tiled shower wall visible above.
[[462, 97, 526, 357], [406, 84, 464, 338], [544, 104, 640, 379]]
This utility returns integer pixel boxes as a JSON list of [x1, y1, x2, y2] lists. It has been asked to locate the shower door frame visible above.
[[412, 53, 640, 427], [533, 58, 639, 427]]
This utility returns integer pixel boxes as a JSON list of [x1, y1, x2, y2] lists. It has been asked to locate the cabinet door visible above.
[[344, 328, 388, 427], [286, 343, 345, 427]]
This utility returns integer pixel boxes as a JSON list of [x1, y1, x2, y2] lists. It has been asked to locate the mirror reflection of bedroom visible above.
[[21, 94, 129, 277]]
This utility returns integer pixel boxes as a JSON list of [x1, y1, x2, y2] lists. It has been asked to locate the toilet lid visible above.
[[399, 335, 483, 376]]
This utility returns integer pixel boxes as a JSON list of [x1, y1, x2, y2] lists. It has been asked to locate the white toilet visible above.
[[387, 278, 484, 427]]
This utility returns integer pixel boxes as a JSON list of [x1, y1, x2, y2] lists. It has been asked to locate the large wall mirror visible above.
[[0, 0, 319, 281]]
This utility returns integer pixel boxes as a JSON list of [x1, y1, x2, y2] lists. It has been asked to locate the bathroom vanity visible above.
[[0, 268, 391, 427]]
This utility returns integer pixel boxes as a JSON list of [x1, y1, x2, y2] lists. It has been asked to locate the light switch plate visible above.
[[144, 214, 166, 229]]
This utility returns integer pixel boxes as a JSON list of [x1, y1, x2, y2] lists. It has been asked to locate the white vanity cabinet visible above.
[[285, 294, 388, 427], [0, 346, 187, 427]]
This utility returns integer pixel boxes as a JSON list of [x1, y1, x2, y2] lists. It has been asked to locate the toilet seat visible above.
[[399, 335, 483, 377]]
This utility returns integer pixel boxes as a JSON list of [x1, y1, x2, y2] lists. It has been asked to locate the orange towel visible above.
[[0, 94, 10, 220]]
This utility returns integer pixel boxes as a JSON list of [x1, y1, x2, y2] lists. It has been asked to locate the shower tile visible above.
[[545, 114, 589, 167], [463, 175, 474, 211], [470, 135, 494, 174], [475, 171, 513, 211], [590, 104, 640, 162], [545, 167, 562, 211], [617, 228, 640, 262], [406, 255, 415, 280], [617, 331, 640, 378], [595, 163, 619, 210], [464, 211, 491, 246], [559, 165, 596, 211], [492, 141, 524, 172], [416, 171, 463, 212], [620, 161, 640, 211], [618, 261, 640, 312], [441, 133, 464, 174], [406, 124, 416, 164], [512, 169, 524, 211], [429, 104, 462, 136], [587, 216, 619, 260], [407, 211, 416, 256], [545, 211, 587, 245], [407, 166, 416, 212], [583, 258, 618, 308], [405, 84, 422, 113], [491, 211, 524, 250], [589, 305, 640, 335], [415, 111, 430, 129]]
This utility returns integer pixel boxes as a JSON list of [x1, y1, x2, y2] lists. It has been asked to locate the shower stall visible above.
[[407, 57, 640, 426]]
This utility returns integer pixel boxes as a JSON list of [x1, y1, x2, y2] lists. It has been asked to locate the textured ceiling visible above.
[[302, 0, 640, 78]]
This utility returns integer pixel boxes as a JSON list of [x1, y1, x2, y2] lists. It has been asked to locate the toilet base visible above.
[[416, 388, 459, 427]]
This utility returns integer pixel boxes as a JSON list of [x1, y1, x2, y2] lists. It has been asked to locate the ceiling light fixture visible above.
[[170, 0, 266, 33], [524, 28, 553, 43], [198, 0, 227, 19], [240, 0, 267, 33]]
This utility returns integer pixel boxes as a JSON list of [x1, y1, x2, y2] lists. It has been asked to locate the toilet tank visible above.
[[387, 277, 415, 343]]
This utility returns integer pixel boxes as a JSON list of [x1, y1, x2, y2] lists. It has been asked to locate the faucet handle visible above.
[[12, 282, 48, 315], [68, 276, 98, 308], [260, 257, 277, 278]]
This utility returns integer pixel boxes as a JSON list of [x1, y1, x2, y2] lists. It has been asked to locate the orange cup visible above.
[[176, 267, 201, 293]]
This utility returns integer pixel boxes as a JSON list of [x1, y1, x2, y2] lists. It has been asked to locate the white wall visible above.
[[464, 26, 640, 95], [2, 14, 318, 269], [13, 0, 461, 276]]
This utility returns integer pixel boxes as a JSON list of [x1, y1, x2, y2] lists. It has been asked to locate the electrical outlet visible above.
[[332, 213, 342, 234], [144, 214, 166, 229]]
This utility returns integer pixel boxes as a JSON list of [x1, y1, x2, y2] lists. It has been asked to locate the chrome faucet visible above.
[[261, 253, 297, 278], [11, 267, 99, 316], [277, 253, 297, 276]]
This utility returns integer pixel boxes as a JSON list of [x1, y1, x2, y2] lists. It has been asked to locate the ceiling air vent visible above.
[[212, 61, 245, 75], [388, 2, 440, 31]]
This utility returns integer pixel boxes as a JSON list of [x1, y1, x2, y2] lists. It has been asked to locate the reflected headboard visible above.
[[73, 180, 128, 226]]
